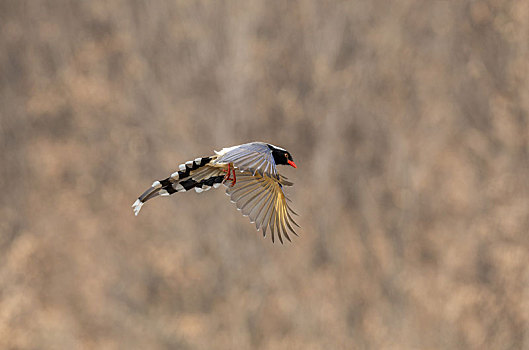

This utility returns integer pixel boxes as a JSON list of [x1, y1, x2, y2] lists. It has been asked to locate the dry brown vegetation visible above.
[[1, 1, 529, 349]]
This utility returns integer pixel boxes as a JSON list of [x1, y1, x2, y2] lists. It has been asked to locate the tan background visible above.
[[1, 1, 529, 349]]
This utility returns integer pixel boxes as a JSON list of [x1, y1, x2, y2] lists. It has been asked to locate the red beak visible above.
[[287, 160, 297, 168]]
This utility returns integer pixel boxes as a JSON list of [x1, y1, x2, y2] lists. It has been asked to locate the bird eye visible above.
[[284, 153, 288, 158]]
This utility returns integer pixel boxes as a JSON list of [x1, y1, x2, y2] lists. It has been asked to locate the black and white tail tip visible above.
[[132, 199, 143, 216]]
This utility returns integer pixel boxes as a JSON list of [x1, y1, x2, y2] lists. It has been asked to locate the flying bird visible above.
[[132, 142, 299, 243]]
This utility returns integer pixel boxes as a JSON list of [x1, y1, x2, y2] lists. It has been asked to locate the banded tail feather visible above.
[[132, 156, 222, 216]]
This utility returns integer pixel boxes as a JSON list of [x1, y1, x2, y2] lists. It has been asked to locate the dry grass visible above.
[[1, 1, 529, 349]]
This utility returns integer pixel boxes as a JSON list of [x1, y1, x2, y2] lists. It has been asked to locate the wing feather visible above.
[[248, 181, 273, 222], [254, 185, 275, 232], [274, 205, 282, 244], [248, 181, 274, 224], [215, 142, 277, 177], [225, 171, 298, 243], [240, 190, 264, 216], [231, 179, 265, 205]]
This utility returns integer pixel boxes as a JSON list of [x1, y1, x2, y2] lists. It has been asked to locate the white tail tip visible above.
[[132, 199, 144, 216]]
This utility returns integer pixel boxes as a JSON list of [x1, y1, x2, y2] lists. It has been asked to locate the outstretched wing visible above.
[[214, 142, 278, 178], [225, 171, 299, 243]]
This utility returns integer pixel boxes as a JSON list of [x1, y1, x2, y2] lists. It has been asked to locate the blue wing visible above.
[[214, 142, 278, 178]]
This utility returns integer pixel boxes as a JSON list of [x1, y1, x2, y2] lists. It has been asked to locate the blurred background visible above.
[[1, 0, 529, 349]]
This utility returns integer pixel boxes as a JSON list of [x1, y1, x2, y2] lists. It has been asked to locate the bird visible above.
[[132, 142, 299, 243]]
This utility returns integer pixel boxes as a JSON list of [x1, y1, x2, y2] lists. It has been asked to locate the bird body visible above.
[[132, 142, 298, 243]]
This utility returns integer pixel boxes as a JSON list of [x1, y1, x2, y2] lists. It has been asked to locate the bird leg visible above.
[[222, 163, 236, 187], [223, 163, 232, 181]]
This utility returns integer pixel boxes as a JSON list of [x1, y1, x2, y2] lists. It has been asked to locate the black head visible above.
[[268, 144, 297, 168]]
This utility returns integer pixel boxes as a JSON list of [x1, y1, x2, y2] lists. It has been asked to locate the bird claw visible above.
[[230, 167, 236, 187]]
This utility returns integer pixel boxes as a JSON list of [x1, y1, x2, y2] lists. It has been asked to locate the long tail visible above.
[[132, 156, 225, 216]]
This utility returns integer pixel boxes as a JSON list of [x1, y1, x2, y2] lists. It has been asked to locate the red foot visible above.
[[223, 163, 232, 180], [222, 163, 236, 187]]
